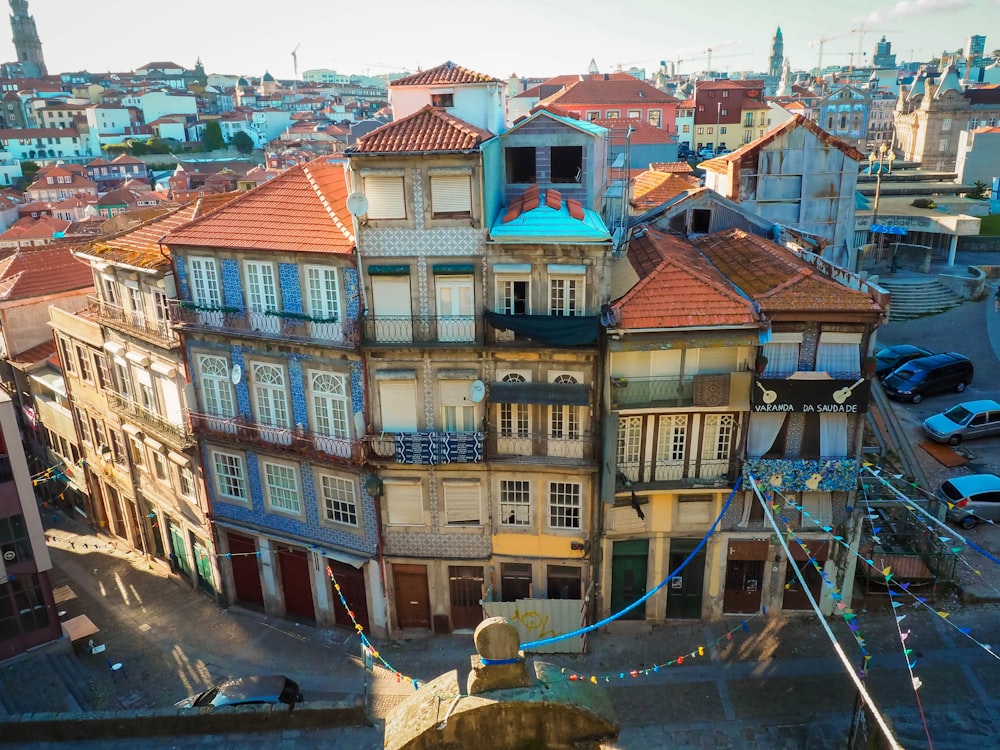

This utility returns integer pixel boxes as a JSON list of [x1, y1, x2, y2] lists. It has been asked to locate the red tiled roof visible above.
[[650, 162, 693, 174], [690, 228, 882, 317], [696, 79, 765, 91], [163, 160, 354, 255], [0, 215, 71, 241], [590, 118, 675, 144], [7, 340, 56, 367], [541, 78, 678, 105], [0, 245, 93, 300], [614, 228, 759, 330], [350, 105, 493, 153], [391, 61, 500, 87], [79, 194, 240, 270], [630, 171, 699, 211]]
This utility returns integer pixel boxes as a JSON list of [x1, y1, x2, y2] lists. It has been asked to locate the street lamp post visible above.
[[868, 143, 896, 269]]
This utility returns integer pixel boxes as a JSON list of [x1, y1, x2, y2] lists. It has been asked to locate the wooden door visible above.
[[665, 539, 705, 620], [277, 546, 315, 622], [168, 520, 189, 576], [393, 563, 430, 629], [782, 542, 828, 611], [227, 533, 264, 608], [723, 559, 765, 613], [611, 539, 648, 620], [328, 559, 370, 633], [449, 565, 484, 631]]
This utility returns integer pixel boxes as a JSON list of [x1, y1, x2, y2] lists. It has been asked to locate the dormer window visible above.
[[505, 147, 536, 184], [431, 93, 454, 108], [551, 147, 583, 184]]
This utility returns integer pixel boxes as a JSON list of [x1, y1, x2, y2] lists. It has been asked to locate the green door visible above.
[[611, 539, 649, 620], [665, 538, 706, 619], [168, 521, 190, 576], [193, 539, 215, 595]]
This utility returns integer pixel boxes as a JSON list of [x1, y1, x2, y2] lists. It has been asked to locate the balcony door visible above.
[[306, 265, 342, 341], [198, 355, 236, 433], [252, 362, 291, 445], [189, 257, 222, 327], [371, 275, 412, 343], [245, 261, 280, 334], [435, 275, 474, 342]]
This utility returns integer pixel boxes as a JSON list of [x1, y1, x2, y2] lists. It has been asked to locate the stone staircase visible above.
[[879, 277, 966, 321]]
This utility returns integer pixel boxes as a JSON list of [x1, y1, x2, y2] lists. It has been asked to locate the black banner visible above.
[[751, 377, 871, 413]]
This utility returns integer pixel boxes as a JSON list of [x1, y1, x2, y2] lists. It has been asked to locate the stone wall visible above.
[[0, 698, 364, 743], [957, 236, 1000, 253]]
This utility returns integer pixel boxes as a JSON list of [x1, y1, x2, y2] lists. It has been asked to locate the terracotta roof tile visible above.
[[631, 171, 699, 211], [8, 340, 56, 366], [163, 160, 354, 254], [541, 78, 678, 106], [350, 105, 493, 153], [391, 61, 500, 87], [591, 118, 675, 144], [650, 161, 694, 174], [0, 245, 93, 300], [690, 228, 882, 316], [78, 194, 240, 270], [614, 228, 759, 330]]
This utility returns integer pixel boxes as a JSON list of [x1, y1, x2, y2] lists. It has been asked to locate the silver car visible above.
[[921, 399, 1000, 445], [175, 675, 303, 710], [941, 474, 1000, 529]]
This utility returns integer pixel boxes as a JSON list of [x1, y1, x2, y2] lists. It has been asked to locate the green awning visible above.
[[368, 264, 410, 275], [433, 263, 475, 275]]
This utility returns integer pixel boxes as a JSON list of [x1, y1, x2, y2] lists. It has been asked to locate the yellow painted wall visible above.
[[492, 532, 587, 561]]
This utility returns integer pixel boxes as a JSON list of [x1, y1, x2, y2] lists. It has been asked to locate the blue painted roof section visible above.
[[490, 201, 611, 244], [506, 110, 608, 138]]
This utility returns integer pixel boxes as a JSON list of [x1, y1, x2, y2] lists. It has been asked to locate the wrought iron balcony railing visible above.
[[106, 391, 193, 448], [88, 295, 177, 348], [487, 430, 598, 462], [190, 412, 364, 466], [360, 314, 479, 345], [610, 375, 696, 409], [169, 301, 358, 348], [616, 457, 738, 487]]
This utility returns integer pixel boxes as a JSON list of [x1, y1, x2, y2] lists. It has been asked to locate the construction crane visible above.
[[810, 33, 851, 76], [849, 27, 899, 64], [291, 43, 300, 78], [704, 42, 741, 72], [675, 50, 752, 75]]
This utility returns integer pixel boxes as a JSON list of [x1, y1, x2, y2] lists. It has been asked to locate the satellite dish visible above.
[[469, 380, 486, 403], [346, 192, 369, 216], [231, 364, 242, 385]]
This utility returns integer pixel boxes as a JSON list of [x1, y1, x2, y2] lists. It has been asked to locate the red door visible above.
[[277, 546, 315, 621], [227, 533, 264, 608], [328, 559, 370, 633], [393, 564, 431, 629]]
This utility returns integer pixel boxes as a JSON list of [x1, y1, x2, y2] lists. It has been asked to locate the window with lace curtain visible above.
[[761, 342, 799, 376], [816, 332, 861, 377]]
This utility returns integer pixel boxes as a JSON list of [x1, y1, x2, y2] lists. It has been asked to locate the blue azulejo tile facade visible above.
[[230, 345, 252, 418], [344, 267, 360, 321], [174, 256, 189, 300], [288, 357, 307, 426], [221, 259, 244, 311], [278, 263, 303, 314], [209, 451, 377, 556]]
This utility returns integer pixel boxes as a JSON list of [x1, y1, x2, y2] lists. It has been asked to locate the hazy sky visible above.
[[17, 0, 1000, 81]]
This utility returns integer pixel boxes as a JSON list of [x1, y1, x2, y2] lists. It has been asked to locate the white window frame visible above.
[[198, 355, 235, 418], [212, 450, 247, 502], [251, 362, 291, 430], [261, 459, 301, 516], [548, 481, 582, 530], [500, 479, 531, 527], [305, 265, 342, 338], [549, 374, 581, 440], [188, 257, 221, 308], [498, 373, 530, 438], [617, 416, 642, 481], [318, 472, 358, 527], [496, 275, 531, 316], [656, 414, 688, 462], [549, 276, 583, 316]]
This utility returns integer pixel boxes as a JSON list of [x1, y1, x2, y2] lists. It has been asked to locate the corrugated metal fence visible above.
[[483, 598, 586, 654]]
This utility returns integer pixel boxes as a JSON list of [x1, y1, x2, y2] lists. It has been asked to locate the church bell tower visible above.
[[9, 0, 46, 78]]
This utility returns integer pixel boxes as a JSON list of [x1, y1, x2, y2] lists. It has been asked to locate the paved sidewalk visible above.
[[4, 509, 1000, 748]]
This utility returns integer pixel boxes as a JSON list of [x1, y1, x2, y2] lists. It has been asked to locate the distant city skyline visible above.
[[14, 0, 999, 81]]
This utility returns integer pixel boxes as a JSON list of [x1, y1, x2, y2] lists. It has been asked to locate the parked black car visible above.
[[873, 344, 933, 379], [882, 352, 974, 403], [175, 675, 303, 710]]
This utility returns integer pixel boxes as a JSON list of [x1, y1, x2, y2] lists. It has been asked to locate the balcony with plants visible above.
[[169, 300, 358, 348]]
